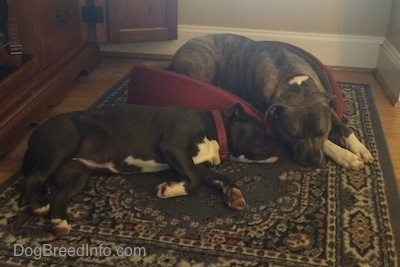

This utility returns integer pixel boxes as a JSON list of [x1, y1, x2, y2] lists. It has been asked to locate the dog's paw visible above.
[[224, 187, 247, 211], [51, 219, 71, 237], [350, 143, 373, 164], [346, 133, 373, 164], [338, 150, 365, 170], [156, 181, 188, 198], [325, 140, 365, 170], [33, 204, 50, 217], [352, 145, 373, 164]]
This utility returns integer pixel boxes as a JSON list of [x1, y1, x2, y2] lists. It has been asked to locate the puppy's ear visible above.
[[226, 103, 246, 120], [328, 95, 338, 109], [266, 104, 285, 120]]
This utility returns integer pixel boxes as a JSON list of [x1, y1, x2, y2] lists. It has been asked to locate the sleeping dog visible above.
[[169, 34, 373, 169], [22, 103, 278, 236]]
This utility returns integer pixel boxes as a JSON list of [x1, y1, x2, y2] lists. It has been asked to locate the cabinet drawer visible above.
[[36, 0, 81, 67]]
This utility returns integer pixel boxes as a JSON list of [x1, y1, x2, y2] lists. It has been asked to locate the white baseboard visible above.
[[100, 25, 384, 68], [376, 39, 400, 105]]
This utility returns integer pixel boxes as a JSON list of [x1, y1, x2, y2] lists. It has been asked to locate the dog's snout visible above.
[[293, 141, 325, 167]]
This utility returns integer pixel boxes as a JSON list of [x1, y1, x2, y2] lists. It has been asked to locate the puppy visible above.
[[22, 103, 278, 236]]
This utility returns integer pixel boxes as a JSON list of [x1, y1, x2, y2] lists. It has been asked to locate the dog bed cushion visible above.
[[127, 64, 265, 120], [127, 64, 342, 127]]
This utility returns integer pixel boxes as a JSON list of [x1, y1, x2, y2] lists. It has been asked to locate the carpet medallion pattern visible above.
[[0, 79, 398, 266]]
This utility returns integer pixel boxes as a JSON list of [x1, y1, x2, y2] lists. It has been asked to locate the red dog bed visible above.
[[127, 64, 266, 122], [126, 42, 343, 136], [127, 65, 343, 124], [126, 44, 343, 162]]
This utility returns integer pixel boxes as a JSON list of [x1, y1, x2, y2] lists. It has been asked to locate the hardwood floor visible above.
[[0, 56, 399, 193]]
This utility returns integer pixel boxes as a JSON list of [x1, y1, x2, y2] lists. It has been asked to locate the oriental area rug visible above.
[[0, 76, 399, 266]]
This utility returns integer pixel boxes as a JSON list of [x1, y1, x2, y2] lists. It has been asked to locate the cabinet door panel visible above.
[[37, 0, 81, 67], [108, 0, 177, 42]]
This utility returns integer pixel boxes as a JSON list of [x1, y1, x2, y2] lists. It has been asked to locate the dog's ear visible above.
[[328, 95, 338, 109], [266, 104, 285, 120], [226, 103, 247, 120]]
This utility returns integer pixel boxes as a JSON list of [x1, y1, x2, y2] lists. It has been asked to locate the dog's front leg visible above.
[[344, 133, 373, 164], [323, 139, 365, 170], [330, 111, 373, 165], [156, 164, 247, 211], [156, 143, 203, 198], [201, 169, 247, 211], [156, 142, 246, 210]]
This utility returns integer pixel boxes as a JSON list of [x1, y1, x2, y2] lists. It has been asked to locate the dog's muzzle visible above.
[[293, 140, 325, 168]]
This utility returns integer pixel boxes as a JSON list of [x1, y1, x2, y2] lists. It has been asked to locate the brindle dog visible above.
[[169, 34, 373, 169]]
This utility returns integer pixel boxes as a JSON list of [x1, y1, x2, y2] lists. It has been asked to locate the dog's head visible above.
[[266, 82, 337, 167], [224, 104, 279, 164]]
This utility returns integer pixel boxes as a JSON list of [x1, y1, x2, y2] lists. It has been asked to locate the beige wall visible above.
[[387, 0, 400, 50], [178, 0, 392, 37], [101, 0, 392, 68]]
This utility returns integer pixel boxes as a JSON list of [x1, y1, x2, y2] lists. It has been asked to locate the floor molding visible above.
[[100, 25, 384, 68]]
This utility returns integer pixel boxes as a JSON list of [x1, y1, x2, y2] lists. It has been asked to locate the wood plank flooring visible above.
[[0, 56, 399, 193]]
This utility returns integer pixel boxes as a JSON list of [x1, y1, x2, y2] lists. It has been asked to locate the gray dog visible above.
[[169, 34, 373, 169]]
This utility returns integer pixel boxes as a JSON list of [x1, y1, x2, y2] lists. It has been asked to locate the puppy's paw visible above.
[[51, 219, 71, 237], [224, 187, 247, 211], [156, 181, 188, 198], [33, 204, 50, 217]]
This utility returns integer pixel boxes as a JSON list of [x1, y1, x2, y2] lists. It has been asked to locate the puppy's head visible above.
[[266, 82, 337, 167], [224, 104, 280, 163]]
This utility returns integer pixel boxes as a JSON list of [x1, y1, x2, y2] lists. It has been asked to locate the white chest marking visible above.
[[123, 156, 170, 173], [73, 158, 120, 173], [288, 75, 309, 86], [73, 157, 170, 173], [230, 155, 279, 164], [192, 137, 221, 166]]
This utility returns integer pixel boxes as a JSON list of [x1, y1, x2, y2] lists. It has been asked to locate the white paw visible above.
[[337, 150, 365, 170], [156, 181, 188, 198], [33, 204, 50, 217], [346, 133, 373, 164], [51, 219, 71, 236], [230, 155, 279, 164], [224, 187, 247, 211], [324, 139, 365, 170]]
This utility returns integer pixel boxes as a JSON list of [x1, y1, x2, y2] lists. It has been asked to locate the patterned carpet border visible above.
[[0, 75, 399, 267]]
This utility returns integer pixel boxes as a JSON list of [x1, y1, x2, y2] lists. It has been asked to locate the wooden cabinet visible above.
[[36, 0, 82, 67], [80, 0, 177, 43], [0, 0, 99, 156], [108, 0, 177, 42]]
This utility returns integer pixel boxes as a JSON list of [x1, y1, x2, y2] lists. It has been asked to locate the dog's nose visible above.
[[308, 153, 325, 168], [296, 152, 325, 168]]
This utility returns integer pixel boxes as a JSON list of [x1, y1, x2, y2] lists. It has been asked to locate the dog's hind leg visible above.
[[23, 148, 67, 216], [49, 160, 91, 236], [23, 115, 84, 215]]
